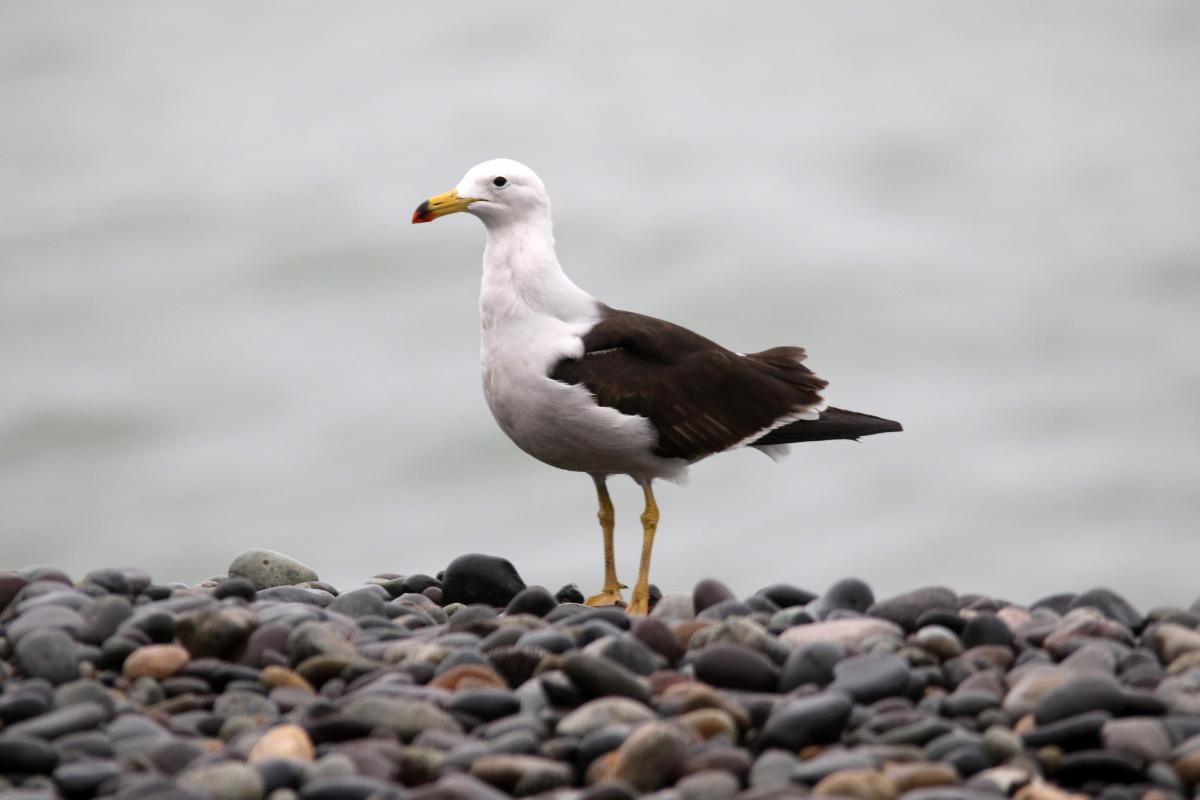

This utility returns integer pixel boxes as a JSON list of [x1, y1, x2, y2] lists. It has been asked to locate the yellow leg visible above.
[[586, 476, 626, 607], [626, 482, 659, 615]]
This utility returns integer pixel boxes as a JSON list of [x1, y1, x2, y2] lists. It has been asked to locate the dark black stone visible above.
[[961, 614, 1014, 649], [540, 671, 584, 707], [867, 586, 957, 631], [577, 725, 631, 771], [254, 757, 305, 792], [694, 642, 779, 692], [0, 733, 61, 774], [809, 577, 874, 619], [567, 607, 632, 630], [791, 750, 875, 784], [213, 577, 257, 601], [555, 584, 585, 604], [940, 690, 1000, 718], [1021, 710, 1110, 749], [940, 744, 991, 776], [877, 717, 955, 746], [52, 757, 121, 798], [756, 691, 852, 752], [693, 578, 735, 613], [0, 691, 51, 724], [79, 595, 134, 645], [631, 617, 682, 665], [914, 609, 966, 634], [448, 689, 521, 722], [779, 641, 845, 691], [82, 568, 132, 595], [1070, 588, 1142, 631], [441, 554, 526, 607], [830, 652, 911, 703], [1034, 675, 1126, 724], [1031, 592, 1075, 615], [697, 598, 755, 621], [563, 652, 650, 703], [505, 586, 557, 617], [756, 583, 817, 610], [127, 611, 176, 643], [401, 574, 441, 594], [1054, 750, 1145, 786]]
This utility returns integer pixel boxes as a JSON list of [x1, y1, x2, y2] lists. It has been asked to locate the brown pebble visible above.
[[884, 762, 960, 791], [812, 768, 897, 800], [428, 664, 507, 691], [1014, 779, 1088, 800], [260, 664, 315, 694], [248, 723, 315, 762], [123, 644, 190, 680], [676, 708, 738, 742], [611, 721, 690, 793]]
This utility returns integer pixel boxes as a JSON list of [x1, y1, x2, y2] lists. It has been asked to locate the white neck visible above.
[[479, 215, 597, 326]]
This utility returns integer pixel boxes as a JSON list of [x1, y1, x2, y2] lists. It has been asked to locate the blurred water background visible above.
[[2, 2, 1198, 607]]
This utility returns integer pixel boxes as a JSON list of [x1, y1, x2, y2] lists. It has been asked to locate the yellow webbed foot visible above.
[[626, 591, 650, 616], [585, 587, 626, 607]]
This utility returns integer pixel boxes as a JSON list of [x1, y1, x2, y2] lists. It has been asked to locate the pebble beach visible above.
[[2, 550, 1200, 800]]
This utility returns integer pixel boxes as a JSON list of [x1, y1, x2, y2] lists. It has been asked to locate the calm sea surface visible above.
[[2, 2, 1198, 607]]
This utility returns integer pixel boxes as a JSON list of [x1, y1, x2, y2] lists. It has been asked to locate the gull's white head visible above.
[[413, 159, 550, 229]]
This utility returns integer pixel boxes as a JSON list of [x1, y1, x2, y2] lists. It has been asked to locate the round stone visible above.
[[868, 586, 957, 631], [1033, 674, 1126, 725], [1069, 587, 1142, 631], [808, 577, 875, 620], [563, 652, 651, 704], [213, 577, 257, 601], [0, 734, 60, 774], [830, 652, 911, 703], [693, 643, 779, 692], [962, 614, 1014, 649], [441, 553, 526, 607], [757, 692, 852, 752], [554, 584, 585, 604], [52, 757, 122, 797], [693, 578, 736, 614], [756, 583, 817, 610], [228, 548, 319, 590], [8, 604, 86, 643], [779, 641, 846, 691], [610, 721, 689, 793], [178, 761, 265, 800], [123, 644, 190, 680], [557, 697, 657, 737], [328, 585, 388, 619], [248, 724, 315, 762], [505, 586, 557, 617], [79, 595, 133, 645], [177, 607, 258, 660], [16, 628, 79, 685]]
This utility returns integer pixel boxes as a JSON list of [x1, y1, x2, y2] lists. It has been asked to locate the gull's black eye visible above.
[[493, 176, 507, 187]]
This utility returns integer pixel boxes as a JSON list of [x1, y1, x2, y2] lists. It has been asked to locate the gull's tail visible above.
[[752, 407, 903, 445]]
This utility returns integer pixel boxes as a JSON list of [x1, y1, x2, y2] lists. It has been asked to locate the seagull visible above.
[[413, 159, 901, 614]]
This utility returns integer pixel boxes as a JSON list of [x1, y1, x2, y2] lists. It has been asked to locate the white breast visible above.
[[477, 261, 686, 484]]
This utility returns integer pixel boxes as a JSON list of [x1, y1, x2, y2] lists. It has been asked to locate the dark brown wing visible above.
[[550, 307, 828, 462]]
